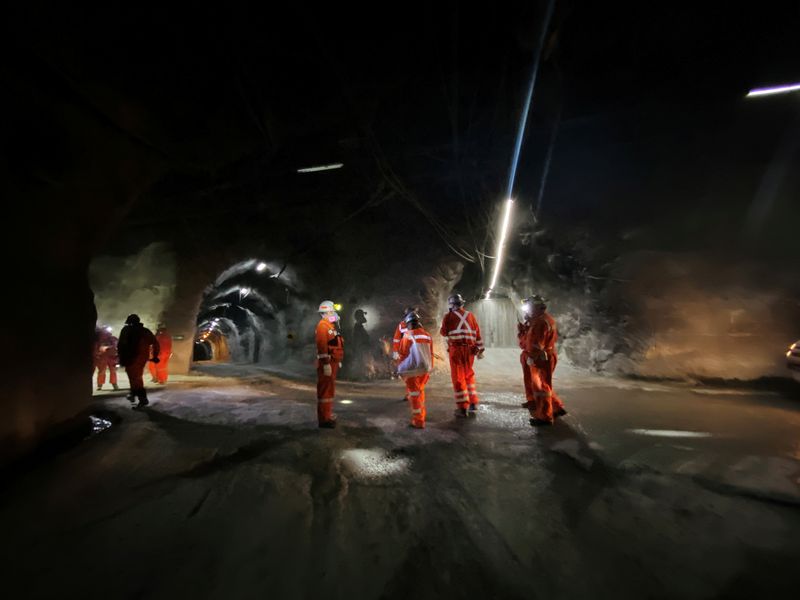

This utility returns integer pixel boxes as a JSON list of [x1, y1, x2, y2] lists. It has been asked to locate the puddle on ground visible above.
[[89, 415, 114, 436]]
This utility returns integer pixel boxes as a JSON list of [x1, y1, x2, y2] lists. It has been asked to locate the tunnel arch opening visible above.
[[192, 259, 309, 369]]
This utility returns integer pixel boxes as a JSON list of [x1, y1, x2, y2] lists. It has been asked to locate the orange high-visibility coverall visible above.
[[392, 319, 410, 401], [440, 308, 484, 409], [398, 327, 435, 428], [391, 320, 408, 356], [148, 328, 173, 383], [316, 318, 344, 424], [95, 333, 118, 387], [520, 312, 565, 422]]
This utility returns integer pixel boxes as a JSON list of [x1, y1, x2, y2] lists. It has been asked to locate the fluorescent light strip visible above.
[[297, 163, 344, 173], [487, 198, 515, 294], [746, 82, 800, 97]]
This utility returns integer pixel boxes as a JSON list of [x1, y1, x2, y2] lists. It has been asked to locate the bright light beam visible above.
[[487, 198, 514, 295], [746, 82, 800, 98], [487, 0, 554, 296], [504, 0, 555, 201], [297, 163, 344, 173]]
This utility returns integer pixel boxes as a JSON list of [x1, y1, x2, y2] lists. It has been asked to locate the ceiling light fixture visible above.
[[746, 82, 800, 97], [297, 163, 344, 173]]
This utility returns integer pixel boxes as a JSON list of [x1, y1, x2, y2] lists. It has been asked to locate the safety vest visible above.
[[440, 309, 483, 348]]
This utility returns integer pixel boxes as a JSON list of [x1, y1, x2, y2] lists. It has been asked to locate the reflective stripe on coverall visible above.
[[392, 321, 408, 355], [316, 318, 344, 424], [439, 308, 483, 409], [399, 328, 434, 427], [521, 312, 565, 422]]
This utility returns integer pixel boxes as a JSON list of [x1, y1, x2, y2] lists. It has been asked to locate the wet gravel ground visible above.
[[3, 361, 800, 599]]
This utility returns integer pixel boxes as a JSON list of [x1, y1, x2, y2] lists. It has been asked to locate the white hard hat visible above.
[[319, 300, 336, 313]]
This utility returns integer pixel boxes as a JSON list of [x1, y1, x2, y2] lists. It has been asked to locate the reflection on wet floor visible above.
[[627, 429, 713, 439], [88, 415, 113, 436]]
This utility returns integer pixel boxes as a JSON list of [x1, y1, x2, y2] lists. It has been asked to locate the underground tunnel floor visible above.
[[4, 351, 800, 599]]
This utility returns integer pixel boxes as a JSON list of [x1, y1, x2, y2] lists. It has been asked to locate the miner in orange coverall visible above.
[[439, 293, 484, 417], [392, 305, 418, 401], [397, 311, 434, 428], [94, 326, 119, 391], [518, 295, 567, 426], [148, 323, 173, 384], [391, 306, 418, 359], [117, 314, 160, 409], [315, 300, 344, 428]]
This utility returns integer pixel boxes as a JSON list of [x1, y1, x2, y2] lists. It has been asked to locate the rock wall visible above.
[[3, 72, 163, 466], [90, 243, 177, 334], [504, 241, 800, 381]]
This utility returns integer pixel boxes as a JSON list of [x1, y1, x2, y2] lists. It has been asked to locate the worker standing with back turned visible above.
[[397, 311, 434, 428], [439, 293, 484, 417], [392, 305, 418, 401], [117, 314, 159, 409]]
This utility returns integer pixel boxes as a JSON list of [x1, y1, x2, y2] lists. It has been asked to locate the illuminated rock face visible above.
[[90, 243, 178, 338], [503, 242, 800, 380]]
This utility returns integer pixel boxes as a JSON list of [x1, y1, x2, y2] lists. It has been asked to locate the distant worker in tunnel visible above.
[[518, 294, 567, 426], [315, 300, 344, 428], [397, 311, 434, 428], [392, 306, 418, 401], [148, 323, 173, 384], [348, 309, 371, 378], [118, 314, 160, 408], [94, 326, 119, 391], [440, 293, 484, 417]]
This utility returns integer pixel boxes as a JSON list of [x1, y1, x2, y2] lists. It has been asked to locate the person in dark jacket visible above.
[[117, 314, 159, 408]]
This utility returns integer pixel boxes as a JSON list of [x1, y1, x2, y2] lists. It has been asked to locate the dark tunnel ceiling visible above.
[[8, 3, 800, 254]]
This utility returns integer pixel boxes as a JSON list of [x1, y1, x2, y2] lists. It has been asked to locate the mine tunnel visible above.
[[4, 3, 800, 598]]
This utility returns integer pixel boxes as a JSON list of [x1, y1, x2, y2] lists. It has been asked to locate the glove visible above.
[[322, 363, 332, 376], [392, 351, 400, 360], [476, 349, 485, 360], [152, 357, 160, 364], [526, 356, 535, 366]]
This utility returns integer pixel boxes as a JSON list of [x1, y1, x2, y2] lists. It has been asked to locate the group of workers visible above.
[[314, 293, 566, 429], [94, 296, 563, 423], [94, 315, 173, 408]]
